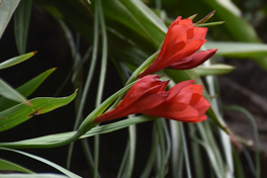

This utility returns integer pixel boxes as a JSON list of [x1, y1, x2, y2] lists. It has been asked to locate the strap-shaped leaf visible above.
[[0, 158, 33, 173], [0, 51, 36, 70], [195, 64, 235, 76], [0, 91, 77, 132], [14, 0, 33, 54], [0, 78, 30, 105], [0, 147, 81, 178], [0, 68, 56, 111], [0, 0, 20, 39]]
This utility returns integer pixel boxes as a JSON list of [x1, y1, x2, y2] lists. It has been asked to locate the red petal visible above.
[[192, 27, 208, 40], [168, 49, 217, 70], [166, 80, 195, 101]]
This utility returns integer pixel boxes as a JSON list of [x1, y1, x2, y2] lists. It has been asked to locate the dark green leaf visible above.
[[0, 158, 33, 173], [14, 0, 33, 54], [0, 91, 77, 132], [0, 68, 56, 111]]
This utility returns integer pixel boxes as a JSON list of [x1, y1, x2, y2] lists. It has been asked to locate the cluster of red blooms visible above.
[[94, 16, 217, 123]]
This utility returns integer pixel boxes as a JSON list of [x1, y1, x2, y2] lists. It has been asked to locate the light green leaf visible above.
[[14, 0, 33, 54], [205, 42, 267, 58], [0, 91, 77, 132], [0, 158, 33, 173], [0, 68, 56, 111], [0, 51, 36, 70], [0, 78, 30, 105], [0, 115, 153, 148], [0, 0, 20, 39], [195, 64, 235, 76], [0, 147, 81, 178], [201, 0, 260, 43], [0, 174, 68, 178]]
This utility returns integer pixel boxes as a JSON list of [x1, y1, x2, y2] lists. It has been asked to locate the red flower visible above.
[[93, 75, 210, 123], [138, 17, 217, 78]]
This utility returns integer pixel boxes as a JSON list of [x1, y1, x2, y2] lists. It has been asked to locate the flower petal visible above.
[[168, 49, 217, 70]]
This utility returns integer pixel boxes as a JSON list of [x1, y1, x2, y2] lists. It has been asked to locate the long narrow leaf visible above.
[[14, 0, 33, 54], [0, 91, 77, 132], [0, 0, 20, 39], [0, 158, 33, 173], [0, 51, 37, 70], [0, 78, 30, 105], [0, 68, 56, 111], [0, 147, 81, 178], [0, 116, 153, 148]]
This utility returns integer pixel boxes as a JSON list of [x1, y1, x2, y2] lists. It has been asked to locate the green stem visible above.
[[93, 0, 108, 176], [67, 0, 99, 169], [179, 122, 191, 178]]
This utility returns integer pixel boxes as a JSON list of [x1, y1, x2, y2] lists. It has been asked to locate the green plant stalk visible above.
[[128, 122, 136, 178], [169, 120, 182, 178], [189, 124, 204, 178], [66, 0, 100, 170], [155, 118, 166, 178], [224, 105, 260, 178], [93, 0, 108, 177], [179, 122, 192, 178], [140, 125, 158, 178], [117, 142, 130, 178], [203, 56, 233, 176]]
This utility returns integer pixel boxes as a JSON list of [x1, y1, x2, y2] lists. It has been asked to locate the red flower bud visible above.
[[138, 16, 217, 78], [94, 76, 210, 123]]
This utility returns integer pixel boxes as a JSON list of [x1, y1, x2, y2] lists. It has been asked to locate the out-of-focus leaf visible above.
[[201, 0, 261, 43], [195, 64, 235, 76], [0, 147, 81, 178], [205, 42, 267, 58], [0, 174, 69, 178], [0, 0, 20, 39], [0, 78, 30, 105], [95, 0, 167, 48], [0, 68, 56, 111], [0, 91, 77, 132], [0, 158, 33, 173], [14, 0, 33, 54], [0, 51, 36, 70], [195, 21, 224, 27]]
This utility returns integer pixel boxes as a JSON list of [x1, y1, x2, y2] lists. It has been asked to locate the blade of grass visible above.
[[0, 147, 81, 178]]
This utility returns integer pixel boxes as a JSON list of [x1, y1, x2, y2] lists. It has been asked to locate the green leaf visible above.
[[0, 78, 30, 105], [194, 64, 235, 76], [0, 174, 69, 178], [0, 147, 81, 178], [0, 90, 77, 132], [14, 0, 33, 54], [0, 51, 37, 70], [0, 0, 20, 39], [0, 158, 33, 173], [0, 68, 56, 111], [201, 0, 261, 43], [0, 115, 153, 148], [205, 42, 267, 58]]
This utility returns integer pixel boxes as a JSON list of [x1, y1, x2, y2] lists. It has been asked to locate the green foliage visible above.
[[0, 0, 264, 177]]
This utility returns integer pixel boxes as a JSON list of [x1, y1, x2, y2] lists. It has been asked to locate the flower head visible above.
[[94, 75, 210, 123], [138, 16, 217, 78]]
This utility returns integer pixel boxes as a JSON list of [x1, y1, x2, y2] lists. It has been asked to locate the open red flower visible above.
[[144, 81, 210, 122], [93, 75, 210, 123], [137, 16, 217, 78]]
